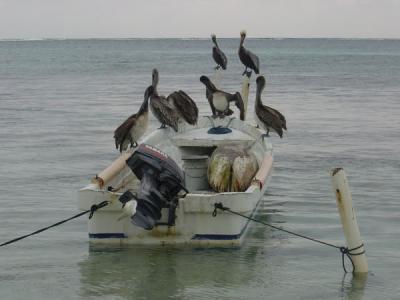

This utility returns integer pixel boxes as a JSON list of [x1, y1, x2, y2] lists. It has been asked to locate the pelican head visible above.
[[200, 75, 211, 86], [256, 75, 266, 92], [152, 68, 159, 89], [240, 30, 247, 46], [211, 34, 217, 45]]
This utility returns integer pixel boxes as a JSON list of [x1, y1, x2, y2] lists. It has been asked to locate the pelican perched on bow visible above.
[[200, 75, 244, 120], [238, 30, 260, 76], [254, 76, 287, 138], [211, 34, 227, 70], [149, 69, 179, 131], [114, 85, 153, 152]]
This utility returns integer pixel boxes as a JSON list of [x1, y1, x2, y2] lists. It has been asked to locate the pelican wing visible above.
[[226, 92, 245, 121], [114, 114, 137, 152], [170, 90, 199, 125], [204, 80, 219, 116], [233, 92, 245, 121], [246, 49, 260, 74], [270, 107, 287, 130], [206, 89, 216, 116], [150, 95, 179, 132], [256, 105, 284, 138], [239, 46, 260, 74], [212, 47, 227, 70]]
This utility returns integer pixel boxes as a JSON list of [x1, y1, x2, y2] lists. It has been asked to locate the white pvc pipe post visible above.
[[240, 75, 250, 120], [346, 272, 368, 300], [330, 168, 368, 273]]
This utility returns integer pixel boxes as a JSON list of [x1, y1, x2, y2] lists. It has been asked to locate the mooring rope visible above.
[[0, 201, 109, 247], [212, 202, 365, 273]]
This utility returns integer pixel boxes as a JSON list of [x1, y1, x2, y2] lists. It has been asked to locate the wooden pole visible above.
[[346, 272, 368, 300], [330, 168, 368, 273]]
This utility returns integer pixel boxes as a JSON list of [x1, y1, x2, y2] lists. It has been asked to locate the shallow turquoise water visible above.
[[0, 39, 400, 299]]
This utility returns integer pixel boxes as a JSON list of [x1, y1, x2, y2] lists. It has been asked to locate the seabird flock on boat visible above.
[[113, 31, 287, 152]]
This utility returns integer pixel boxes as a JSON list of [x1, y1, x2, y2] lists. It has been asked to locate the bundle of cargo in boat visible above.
[[207, 145, 258, 192]]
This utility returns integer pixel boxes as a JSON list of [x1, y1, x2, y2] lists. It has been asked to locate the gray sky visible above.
[[1, 0, 399, 39]]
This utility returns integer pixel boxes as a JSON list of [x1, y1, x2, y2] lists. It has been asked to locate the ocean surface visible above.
[[0, 38, 399, 299]]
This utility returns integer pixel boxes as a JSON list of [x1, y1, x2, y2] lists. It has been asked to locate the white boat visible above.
[[78, 116, 273, 246]]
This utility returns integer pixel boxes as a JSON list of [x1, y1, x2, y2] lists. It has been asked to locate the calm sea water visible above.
[[0, 39, 399, 299]]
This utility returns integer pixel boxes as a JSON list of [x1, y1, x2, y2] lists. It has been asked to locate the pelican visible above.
[[113, 85, 153, 152], [150, 69, 179, 132], [203, 77, 232, 117], [200, 75, 245, 120], [211, 34, 227, 70], [238, 30, 260, 76], [254, 76, 287, 138], [167, 90, 199, 125]]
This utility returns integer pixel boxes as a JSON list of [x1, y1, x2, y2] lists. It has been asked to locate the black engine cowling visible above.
[[119, 144, 186, 230]]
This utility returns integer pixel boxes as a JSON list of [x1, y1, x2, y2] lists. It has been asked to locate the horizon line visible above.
[[1, 36, 400, 41]]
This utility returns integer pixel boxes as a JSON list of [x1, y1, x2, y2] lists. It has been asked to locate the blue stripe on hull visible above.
[[191, 233, 242, 241], [89, 233, 126, 239]]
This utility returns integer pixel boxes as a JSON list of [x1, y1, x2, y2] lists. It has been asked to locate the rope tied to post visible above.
[[0, 201, 109, 247], [339, 244, 365, 273], [212, 202, 365, 273]]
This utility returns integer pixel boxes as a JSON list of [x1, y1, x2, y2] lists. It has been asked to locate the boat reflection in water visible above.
[[78, 243, 265, 299]]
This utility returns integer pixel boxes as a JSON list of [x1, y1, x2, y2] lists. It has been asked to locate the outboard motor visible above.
[[119, 144, 187, 230]]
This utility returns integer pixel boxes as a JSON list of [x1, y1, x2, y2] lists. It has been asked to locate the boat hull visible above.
[[78, 117, 273, 246]]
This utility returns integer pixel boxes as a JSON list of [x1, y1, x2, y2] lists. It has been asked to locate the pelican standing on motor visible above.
[[211, 34, 227, 70], [149, 69, 179, 132], [200, 75, 245, 120], [254, 75, 287, 138], [168, 90, 199, 125], [239, 31, 260, 76], [113, 85, 154, 152]]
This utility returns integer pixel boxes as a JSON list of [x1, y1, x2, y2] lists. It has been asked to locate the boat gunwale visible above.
[[90, 116, 270, 188]]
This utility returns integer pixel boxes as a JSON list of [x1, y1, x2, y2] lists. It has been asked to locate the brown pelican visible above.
[[200, 75, 245, 120], [202, 77, 233, 117], [114, 85, 154, 152], [150, 69, 179, 131], [167, 90, 198, 125], [211, 34, 227, 70], [255, 75, 287, 138], [238, 31, 260, 76]]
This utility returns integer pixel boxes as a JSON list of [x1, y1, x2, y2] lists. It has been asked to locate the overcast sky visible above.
[[0, 0, 399, 39]]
